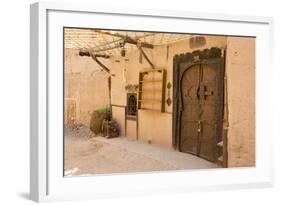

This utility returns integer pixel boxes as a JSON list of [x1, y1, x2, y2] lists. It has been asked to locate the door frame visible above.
[[172, 48, 225, 158]]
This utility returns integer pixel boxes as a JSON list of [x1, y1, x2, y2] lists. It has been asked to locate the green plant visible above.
[[95, 107, 110, 113]]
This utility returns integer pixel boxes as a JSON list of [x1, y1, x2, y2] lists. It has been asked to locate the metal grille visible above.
[[127, 93, 137, 116]]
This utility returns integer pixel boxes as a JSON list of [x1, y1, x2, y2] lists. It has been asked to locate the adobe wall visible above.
[[64, 48, 110, 125], [65, 36, 256, 168], [225, 37, 256, 167], [110, 35, 227, 149]]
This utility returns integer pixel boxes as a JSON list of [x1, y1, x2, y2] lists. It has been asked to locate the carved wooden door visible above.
[[180, 62, 223, 162]]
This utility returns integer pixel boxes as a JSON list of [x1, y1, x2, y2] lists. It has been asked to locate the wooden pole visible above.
[[137, 45, 154, 69], [94, 30, 154, 49]]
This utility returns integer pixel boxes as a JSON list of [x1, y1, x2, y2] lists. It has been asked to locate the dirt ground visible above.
[[64, 125, 217, 176]]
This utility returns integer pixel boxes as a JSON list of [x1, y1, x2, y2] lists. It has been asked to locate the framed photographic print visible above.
[[30, 2, 274, 202]]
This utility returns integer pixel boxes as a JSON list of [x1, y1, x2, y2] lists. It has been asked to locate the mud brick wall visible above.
[[226, 37, 256, 167], [110, 36, 227, 148], [64, 48, 109, 125]]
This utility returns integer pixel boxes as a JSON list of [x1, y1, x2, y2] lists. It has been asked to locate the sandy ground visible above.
[[64, 125, 217, 176]]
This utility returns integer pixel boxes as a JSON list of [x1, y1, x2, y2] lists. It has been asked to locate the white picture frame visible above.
[[30, 1, 274, 202]]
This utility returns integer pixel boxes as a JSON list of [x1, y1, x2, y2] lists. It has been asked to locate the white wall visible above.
[[0, 1, 280, 205]]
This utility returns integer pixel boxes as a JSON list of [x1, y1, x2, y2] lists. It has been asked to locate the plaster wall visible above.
[[64, 35, 255, 167], [225, 37, 256, 167], [64, 48, 110, 125], [126, 119, 137, 140], [110, 35, 227, 148], [111, 106, 126, 136]]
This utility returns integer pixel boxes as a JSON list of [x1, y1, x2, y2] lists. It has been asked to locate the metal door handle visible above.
[[197, 85, 214, 100], [197, 120, 202, 133]]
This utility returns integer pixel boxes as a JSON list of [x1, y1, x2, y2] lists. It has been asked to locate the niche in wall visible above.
[[127, 93, 137, 119]]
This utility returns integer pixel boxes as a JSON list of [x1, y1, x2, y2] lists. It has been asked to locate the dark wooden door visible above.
[[173, 48, 224, 163], [180, 63, 222, 161], [180, 64, 201, 156]]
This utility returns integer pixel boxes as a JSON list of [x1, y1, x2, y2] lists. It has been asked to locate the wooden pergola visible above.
[[64, 28, 194, 57]]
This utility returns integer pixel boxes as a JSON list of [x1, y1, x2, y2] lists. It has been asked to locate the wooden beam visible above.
[[137, 45, 154, 69], [94, 54, 110, 59], [91, 54, 110, 73], [94, 30, 154, 49], [79, 51, 110, 58], [79, 51, 110, 73]]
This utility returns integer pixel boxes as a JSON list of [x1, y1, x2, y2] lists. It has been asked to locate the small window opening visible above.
[[127, 93, 137, 117]]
